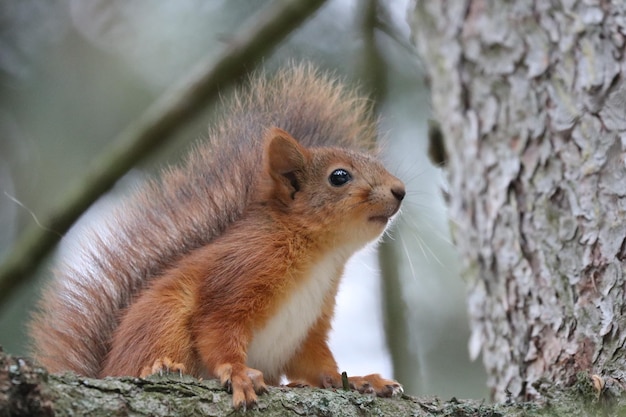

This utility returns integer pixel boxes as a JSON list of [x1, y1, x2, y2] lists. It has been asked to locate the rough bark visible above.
[[1, 347, 622, 417], [412, 0, 626, 402]]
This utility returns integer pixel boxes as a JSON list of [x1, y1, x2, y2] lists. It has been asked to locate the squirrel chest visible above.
[[246, 251, 343, 381]]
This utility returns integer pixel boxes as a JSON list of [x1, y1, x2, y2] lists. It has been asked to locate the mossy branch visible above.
[[1, 348, 621, 417]]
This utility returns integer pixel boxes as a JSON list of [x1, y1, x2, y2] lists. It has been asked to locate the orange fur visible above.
[[30, 66, 405, 409]]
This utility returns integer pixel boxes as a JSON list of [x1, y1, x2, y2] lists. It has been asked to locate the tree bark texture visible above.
[[1, 348, 622, 417], [412, 0, 626, 402]]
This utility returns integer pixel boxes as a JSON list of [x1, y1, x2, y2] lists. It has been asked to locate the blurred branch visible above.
[[0, 0, 328, 305], [360, 0, 417, 393], [374, 11, 419, 58], [361, 0, 387, 109]]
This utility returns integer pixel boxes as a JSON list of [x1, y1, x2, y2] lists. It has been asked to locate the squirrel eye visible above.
[[328, 169, 352, 187]]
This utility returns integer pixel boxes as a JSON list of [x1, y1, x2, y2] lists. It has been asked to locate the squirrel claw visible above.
[[347, 373, 403, 398], [375, 381, 404, 397], [215, 363, 268, 409], [286, 381, 311, 388], [140, 357, 186, 378]]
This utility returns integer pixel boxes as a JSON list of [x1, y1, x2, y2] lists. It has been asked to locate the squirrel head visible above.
[[258, 127, 405, 252]]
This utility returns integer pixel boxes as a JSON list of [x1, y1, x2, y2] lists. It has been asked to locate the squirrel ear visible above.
[[264, 127, 309, 198]]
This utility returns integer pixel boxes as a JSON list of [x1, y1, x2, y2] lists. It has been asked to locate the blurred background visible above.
[[0, 0, 487, 399]]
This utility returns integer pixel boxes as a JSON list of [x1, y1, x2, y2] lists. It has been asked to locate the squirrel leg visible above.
[[193, 318, 268, 409], [284, 318, 344, 389], [285, 319, 403, 397], [102, 273, 198, 379]]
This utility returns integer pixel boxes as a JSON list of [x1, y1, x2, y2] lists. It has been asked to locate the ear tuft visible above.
[[264, 128, 310, 199], [266, 128, 308, 174]]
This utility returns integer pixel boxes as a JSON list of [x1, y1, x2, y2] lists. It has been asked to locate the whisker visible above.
[[3, 191, 63, 237], [398, 233, 417, 280]]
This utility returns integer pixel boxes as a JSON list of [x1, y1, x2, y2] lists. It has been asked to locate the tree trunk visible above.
[[411, 0, 626, 402]]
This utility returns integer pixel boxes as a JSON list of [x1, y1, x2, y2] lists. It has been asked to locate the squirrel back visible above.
[[29, 64, 382, 378]]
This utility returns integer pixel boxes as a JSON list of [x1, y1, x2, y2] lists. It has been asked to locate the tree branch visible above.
[[0, 0, 328, 305], [0, 348, 620, 417]]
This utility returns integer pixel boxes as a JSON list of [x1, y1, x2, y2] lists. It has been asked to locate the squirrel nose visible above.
[[391, 185, 406, 202]]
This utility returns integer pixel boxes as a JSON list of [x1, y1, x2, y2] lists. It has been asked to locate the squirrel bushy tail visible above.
[[29, 64, 380, 377]]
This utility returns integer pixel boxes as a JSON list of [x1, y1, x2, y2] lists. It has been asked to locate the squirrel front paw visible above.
[[215, 363, 268, 410], [140, 357, 187, 378], [347, 373, 403, 397], [294, 372, 402, 397]]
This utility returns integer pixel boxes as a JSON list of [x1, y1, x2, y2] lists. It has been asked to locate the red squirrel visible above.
[[29, 64, 405, 409]]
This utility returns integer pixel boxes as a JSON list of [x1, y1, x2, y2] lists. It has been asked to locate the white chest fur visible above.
[[246, 252, 344, 382]]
